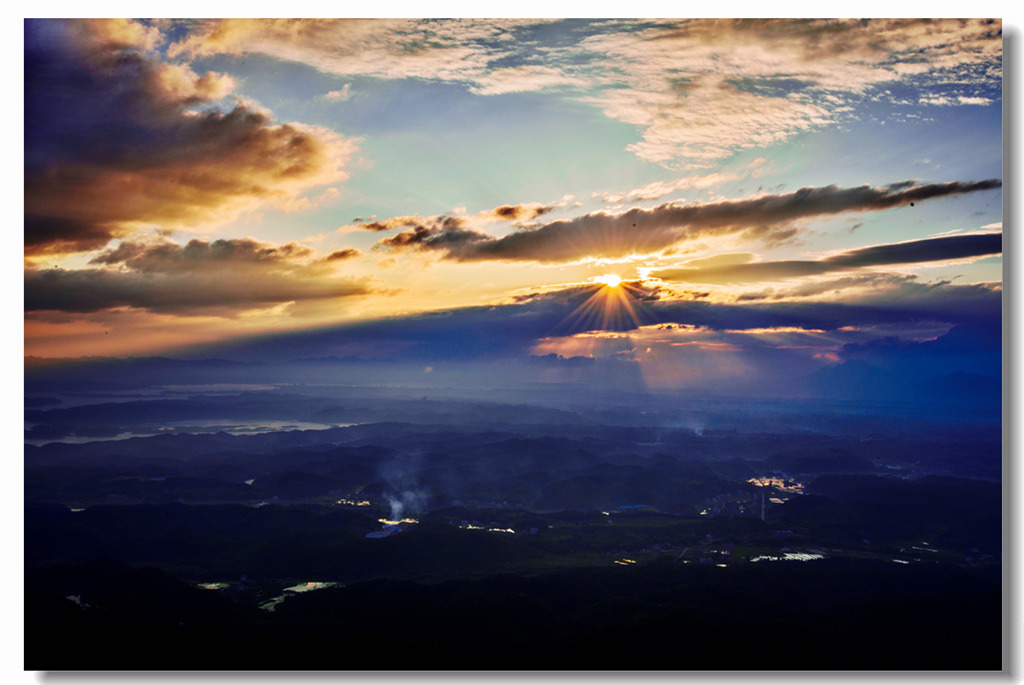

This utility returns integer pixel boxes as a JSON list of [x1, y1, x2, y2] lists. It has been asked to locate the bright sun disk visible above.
[[594, 273, 622, 288]]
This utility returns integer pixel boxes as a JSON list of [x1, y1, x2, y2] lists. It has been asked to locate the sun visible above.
[[593, 273, 622, 288], [552, 272, 646, 335]]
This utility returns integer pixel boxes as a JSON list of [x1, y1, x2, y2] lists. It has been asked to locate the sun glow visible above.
[[550, 276, 647, 336], [593, 273, 622, 288]]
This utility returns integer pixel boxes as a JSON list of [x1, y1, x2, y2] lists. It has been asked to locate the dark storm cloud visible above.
[[653, 233, 1002, 284], [374, 180, 1001, 263], [24, 19, 353, 257]]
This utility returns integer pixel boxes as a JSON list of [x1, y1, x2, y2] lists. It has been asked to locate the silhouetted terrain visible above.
[[27, 556, 999, 670], [24, 372, 1002, 671]]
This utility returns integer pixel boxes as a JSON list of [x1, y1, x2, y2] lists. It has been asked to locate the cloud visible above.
[[595, 172, 743, 204], [23, 217, 126, 257], [26, 238, 372, 315], [24, 19, 358, 257], [480, 203, 556, 223], [920, 95, 994, 106], [654, 232, 1002, 284], [87, 238, 316, 272], [471, 64, 588, 95], [674, 253, 757, 270], [734, 273, 911, 302], [347, 216, 429, 232], [165, 19, 1000, 167], [344, 202, 559, 236], [576, 19, 1001, 166], [374, 180, 1001, 264], [732, 271, 1001, 311], [323, 248, 362, 262], [174, 274, 1000, 387], [167, 18, 533, 82], [375, 217, 492, 252], [323, 84, 352, 101]]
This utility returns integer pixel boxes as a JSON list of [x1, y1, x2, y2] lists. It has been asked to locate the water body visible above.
[[151, 420, 346, 435], [750, 552, 825, 562], [259, 582, 338, 611], [25, 420, 356, 446]]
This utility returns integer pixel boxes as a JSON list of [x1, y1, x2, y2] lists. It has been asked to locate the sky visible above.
[[22, 17, 1005, 392]]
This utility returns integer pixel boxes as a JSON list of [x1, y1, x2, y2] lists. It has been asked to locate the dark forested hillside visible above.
[[24, 384, 1003, 671]]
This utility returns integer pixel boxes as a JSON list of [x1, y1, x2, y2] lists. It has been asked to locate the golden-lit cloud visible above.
[[166, 18, 1001, 167], [374, 180, 1000, 264], [322, 248, 363, 262], [167, 18, 536, 82], [25, 19, 358, 258], [478, 203, 557, 223], [531, 321, 846, 390], [22, 19, 1004, 367], [595, 172, 744, 204], [65, 17, 163, 54], [26, 238, 372, 315], [577, 18, 1002, 166], [343, 202, 559, 236]]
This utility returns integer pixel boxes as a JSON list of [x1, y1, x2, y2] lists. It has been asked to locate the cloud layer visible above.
[[26, 238, 371, 315], [184, 274, 1001, 371], [373, 180, 1001, 263], [167, 18, 1002, 167], [25, 19, 357, 257], [654, 232, 1003, 284], [22, 19, 1003, 370], [577, 19, 1001, 165]]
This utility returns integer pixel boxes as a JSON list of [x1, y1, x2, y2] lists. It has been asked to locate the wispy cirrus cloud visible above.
[[373, 179, 1001, 264], [25, 19, 358, 258], [594, 172, 745, 204]]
